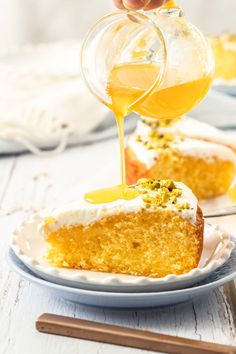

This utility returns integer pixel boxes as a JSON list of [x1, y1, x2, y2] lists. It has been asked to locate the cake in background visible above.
[[208, 34, 236, 81], [41, 179, 204, 278], [126, 117, 236, 199]]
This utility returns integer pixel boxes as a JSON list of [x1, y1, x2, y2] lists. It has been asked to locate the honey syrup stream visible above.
[[84, 113, 139, 204]]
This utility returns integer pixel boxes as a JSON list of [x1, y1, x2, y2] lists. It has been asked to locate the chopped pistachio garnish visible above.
[[162, 179, 176, 191], [175, 202, 190, 210], [136, 130, 184, 152], [141, 117, 182, 128], [137, 117, 186, 152], [133, 179, 184, 209], [137, 178, 149, 185]]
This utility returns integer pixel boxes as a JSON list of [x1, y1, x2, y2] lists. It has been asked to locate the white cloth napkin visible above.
[[0, 41, 109, 155]]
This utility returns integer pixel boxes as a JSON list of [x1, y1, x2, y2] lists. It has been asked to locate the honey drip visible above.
[[117, 115, 126, 186], [85, 185, 140, 204], [84, 113, 139, 204], [85, 62, 212, 204]]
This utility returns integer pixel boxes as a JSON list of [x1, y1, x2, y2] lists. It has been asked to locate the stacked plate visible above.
[[9, 215, 236, 309], [213, 79, 236, 96]]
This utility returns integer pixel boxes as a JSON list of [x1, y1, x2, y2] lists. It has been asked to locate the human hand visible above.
[[113, 0, 167, 11]]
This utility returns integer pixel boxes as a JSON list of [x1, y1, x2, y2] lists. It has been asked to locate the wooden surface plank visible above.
[[0, 140, 235, 354]]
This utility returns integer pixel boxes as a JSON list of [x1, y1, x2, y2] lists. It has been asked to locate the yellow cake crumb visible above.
[[45, 209, 203, 277]]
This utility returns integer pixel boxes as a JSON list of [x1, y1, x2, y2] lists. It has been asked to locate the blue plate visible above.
[[8, 247, 236, 309], [213, 81, 236, 96]]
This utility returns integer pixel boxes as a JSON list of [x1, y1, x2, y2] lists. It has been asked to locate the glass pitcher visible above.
[[81, 5, 214, 121]]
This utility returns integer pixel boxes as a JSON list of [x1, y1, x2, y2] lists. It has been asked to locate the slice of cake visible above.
[[40, 179, 204, 278], [126, 117, 236, 199]]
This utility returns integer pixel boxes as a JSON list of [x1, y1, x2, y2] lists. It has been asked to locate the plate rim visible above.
[[7, 247, 236, 298]]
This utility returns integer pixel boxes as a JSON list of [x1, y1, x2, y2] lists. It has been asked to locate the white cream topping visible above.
[[39, 181, 198, 232], [129, 133, 236, 169], [129, 118, 236, 169], [140, 116, 236, 151]]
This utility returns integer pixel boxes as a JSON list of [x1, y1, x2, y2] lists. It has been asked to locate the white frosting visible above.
[[40, 181, 198, 232], [129, 118, 236, 169], [140, 116, 236, 151]]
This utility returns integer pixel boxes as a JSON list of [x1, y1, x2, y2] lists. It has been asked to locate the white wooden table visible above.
[[0, 138, 236, 354]]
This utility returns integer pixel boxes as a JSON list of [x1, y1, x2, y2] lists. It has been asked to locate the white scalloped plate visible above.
[[11, 214, 234, 293], [7, 247, 236, 308]]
